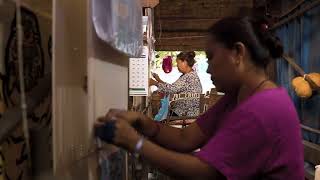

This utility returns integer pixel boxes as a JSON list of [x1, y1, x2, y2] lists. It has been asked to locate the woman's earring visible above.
[[234, 58, 240, 65]]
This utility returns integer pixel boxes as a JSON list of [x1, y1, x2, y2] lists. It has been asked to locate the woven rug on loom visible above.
[[1, 7, 51, 180]]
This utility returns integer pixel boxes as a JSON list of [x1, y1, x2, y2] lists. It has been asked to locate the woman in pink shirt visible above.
[[96, 16, 304, 179]]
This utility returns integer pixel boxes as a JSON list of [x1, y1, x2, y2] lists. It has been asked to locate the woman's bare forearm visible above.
[[140, 116, 206, 153], [138, 139, 217, 179]]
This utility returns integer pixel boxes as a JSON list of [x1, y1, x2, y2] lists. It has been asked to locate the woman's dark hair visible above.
[[177, 51, 196, 67], [208, 16, 284, 68]]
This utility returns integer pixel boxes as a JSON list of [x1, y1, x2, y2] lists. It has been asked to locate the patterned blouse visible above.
[[157, 71, 202, 116]]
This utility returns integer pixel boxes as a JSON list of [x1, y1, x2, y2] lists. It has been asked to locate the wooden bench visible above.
[[160, 116, 197, 128], [150, 88, 224, 117], [159, 89, 224, 128]]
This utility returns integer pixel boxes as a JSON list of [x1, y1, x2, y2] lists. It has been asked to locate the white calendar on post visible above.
[[129, 46, 149, 96]]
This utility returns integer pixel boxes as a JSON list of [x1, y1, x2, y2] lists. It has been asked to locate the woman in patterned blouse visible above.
[[149, 51, 202, 117]]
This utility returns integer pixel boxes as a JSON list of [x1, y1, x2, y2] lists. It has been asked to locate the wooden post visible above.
[[53, 0, 137, 179], [53, 0, 89, 178]]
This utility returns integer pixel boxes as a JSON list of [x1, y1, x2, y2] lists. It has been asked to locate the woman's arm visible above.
[[140, 115, 207, 153], [157, 78, 187, 94], [102, 110, 208, 153], [97, 115, 220, 179], [152, 73, 165, 83], [136, 139, 219, 179]]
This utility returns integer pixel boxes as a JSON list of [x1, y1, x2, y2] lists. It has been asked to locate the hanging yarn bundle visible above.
[[162, 56, 172, 73], [291, 72, 320, 98]]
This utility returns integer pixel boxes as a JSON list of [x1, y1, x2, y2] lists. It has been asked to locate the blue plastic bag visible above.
[[154, 95, 170, 121]]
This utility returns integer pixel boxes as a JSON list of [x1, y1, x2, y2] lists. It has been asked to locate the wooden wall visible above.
[[154, 0, 253, 51]]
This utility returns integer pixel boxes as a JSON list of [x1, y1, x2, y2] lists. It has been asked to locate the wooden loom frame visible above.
[[52, 0, 139, 179]]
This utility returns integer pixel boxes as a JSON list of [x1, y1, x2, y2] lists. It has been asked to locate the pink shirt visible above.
[[195, 88, 304, 179]]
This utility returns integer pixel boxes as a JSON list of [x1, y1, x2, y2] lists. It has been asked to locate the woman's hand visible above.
[[97, 109, 142, 125], [97, 109, 157, 138], [95, 117, 140, 151], [149, 78, 159, 86], [152, 73, 162, 82]]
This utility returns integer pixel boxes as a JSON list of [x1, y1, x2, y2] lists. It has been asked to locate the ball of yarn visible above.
[[162, 56, 173, 73]]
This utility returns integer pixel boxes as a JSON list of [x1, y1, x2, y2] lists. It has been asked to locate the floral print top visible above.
[[157, 71, 202, 116]]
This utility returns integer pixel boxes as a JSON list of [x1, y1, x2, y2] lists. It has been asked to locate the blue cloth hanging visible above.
[[154, 95, 170, 121]]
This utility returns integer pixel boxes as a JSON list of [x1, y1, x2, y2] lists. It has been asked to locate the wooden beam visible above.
[[278, 0, 304, 18], [303, 140, 320, 165], [155, 18, 218, 32], [155, 45, 205, 51], [158, 17, 219, 20], [159, 29, 208, 33], [155, 32, 207, 50], [154, 0, 254, 50], [156, 40, 205, 47], [155, 0, 253, 18], [272, 0, 320, 29], [302, 125, 320, 135], [155, 37, 206, 51], [156, 31, 207, 37]]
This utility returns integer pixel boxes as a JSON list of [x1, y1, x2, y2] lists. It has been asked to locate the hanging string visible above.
[[15, 0, 32, 172]]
